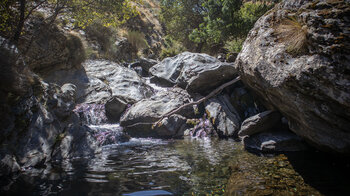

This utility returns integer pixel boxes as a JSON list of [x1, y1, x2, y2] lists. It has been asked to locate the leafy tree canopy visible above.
[[0, 0, 141, 41], [160, 0, 276, 53]]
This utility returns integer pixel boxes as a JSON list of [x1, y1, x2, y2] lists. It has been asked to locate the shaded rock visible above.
[[229, 86, 265, 120], [226, 53, 238, 63], [156, 115, 187, 137], [105, 97, 128, 122], [18, 15, 85, 75], [238, 111, 281, 138], [113, 37, 137, 62], [150, 52, 237, 94], [130, 58, 158, 72], [235, 0, 350, 153], [120, 88, 194, 138], [0, 36, 33, 96], [205, 95, 241, 137], [243, 130, 308, 152], [52, 125, 100, 160]]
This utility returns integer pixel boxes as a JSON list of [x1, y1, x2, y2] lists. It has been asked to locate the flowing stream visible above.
[[3, 105, 350, 196]]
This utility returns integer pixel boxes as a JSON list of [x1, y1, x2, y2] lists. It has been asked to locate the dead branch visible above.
[[153, 76, 241, 127]]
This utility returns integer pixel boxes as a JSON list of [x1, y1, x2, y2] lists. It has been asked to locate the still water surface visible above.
[[3, 138, 350, 195]]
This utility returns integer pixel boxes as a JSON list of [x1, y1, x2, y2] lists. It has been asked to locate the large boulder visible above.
[[235, 0, 350, 153], [45, 60, 154, 105], [84, 60, 154, 103], [205, 95, 241, 137], [120, 88, 194, 138], [150, 52, 237, 94]]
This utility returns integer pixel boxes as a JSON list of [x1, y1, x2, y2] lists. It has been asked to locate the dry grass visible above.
[[124, 30, 148, 51], [275, 17, 308, 55]]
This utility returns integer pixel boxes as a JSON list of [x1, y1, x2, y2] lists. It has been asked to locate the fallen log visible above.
[[153, 76, 241, 127]]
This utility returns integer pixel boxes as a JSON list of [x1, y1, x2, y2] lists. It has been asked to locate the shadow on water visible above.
[[284, 150, 350, 196]]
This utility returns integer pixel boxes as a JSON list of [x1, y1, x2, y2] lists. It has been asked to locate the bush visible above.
[[159, 36, 186, 59], [224, 38, 245, 53], [275, 17, 308, 55], [124, 30, 149, 53], [66, 33, 86, 66]]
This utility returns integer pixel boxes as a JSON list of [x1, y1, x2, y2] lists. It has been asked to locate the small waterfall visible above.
[[74, 103, 129, 146], [74, 103, 108, 125], [89, 124, 129, 146]]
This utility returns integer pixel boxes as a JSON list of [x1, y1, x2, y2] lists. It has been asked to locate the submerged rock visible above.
[[243, 130, 307, 152], [235, 0, 350, 153], [120, 88, 194, 138], [150, 52, 237, 94]]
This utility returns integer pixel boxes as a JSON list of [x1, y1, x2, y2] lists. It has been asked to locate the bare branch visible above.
[[153, 76, 241, 127]]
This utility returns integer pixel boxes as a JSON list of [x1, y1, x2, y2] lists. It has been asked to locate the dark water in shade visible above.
[[2, 138, 350, 196]]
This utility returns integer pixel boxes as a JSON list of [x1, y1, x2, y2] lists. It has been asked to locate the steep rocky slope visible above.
[[235, 0, 350, 153]]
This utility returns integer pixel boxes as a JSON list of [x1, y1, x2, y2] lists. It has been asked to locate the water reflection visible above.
[[2, 138, 349, 196]]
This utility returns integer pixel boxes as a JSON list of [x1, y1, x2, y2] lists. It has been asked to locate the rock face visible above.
[[205, 95, 241, 137], [19, 15, 85, 75], [238, 111, 281, 138], [235, 0, 350, 153], [0, 80, 84, 173], [120, 88, 194, 138], [150, 52, 237, 94]]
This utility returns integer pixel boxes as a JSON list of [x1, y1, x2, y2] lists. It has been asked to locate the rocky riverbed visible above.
[[1, 0, 350, 195]]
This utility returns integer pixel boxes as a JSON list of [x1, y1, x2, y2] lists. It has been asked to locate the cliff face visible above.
[[236, 0, 350, 153]]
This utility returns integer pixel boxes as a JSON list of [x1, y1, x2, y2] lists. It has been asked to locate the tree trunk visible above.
[[12, 0, 26, 43]]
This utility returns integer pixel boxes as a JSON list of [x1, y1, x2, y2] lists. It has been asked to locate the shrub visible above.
[[159, 36, 186, 59], [66, 33, 86, 66], [124, 30, 149, 52], [275, 17, 308, 55], [224, 38, 245, 53]]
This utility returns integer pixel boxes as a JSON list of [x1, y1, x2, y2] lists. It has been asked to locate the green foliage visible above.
[[160, 0, 275, 53], [190, 1, 274, 47], [224, 38, 245, 53], [0, 0, 141, 41], [159, 0, 205, 50], [159, 36, 185, 59], [66, 0, 141, 29]]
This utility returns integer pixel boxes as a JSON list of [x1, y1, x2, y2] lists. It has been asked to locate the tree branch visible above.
[[153, 76, 241, 127]]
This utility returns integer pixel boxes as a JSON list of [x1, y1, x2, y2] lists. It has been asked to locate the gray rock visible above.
[[205, 95, 241, 137], [156, 114, 187, 137], [229, 86, 264, 119], [235, 0, 350, 153], [120, 88, 194, 138], [243, 130, 308, 152], [238, 111, 281, 138], [53, 125, 100, 160], [44, 60, 154, 104], [61, 83, 77, 101], [18, 16, 85, 75], [84, 60, 154, 103], [150, 52, 237, 94], [105, 97, 128, 122], [130, 58, 158, 72]]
